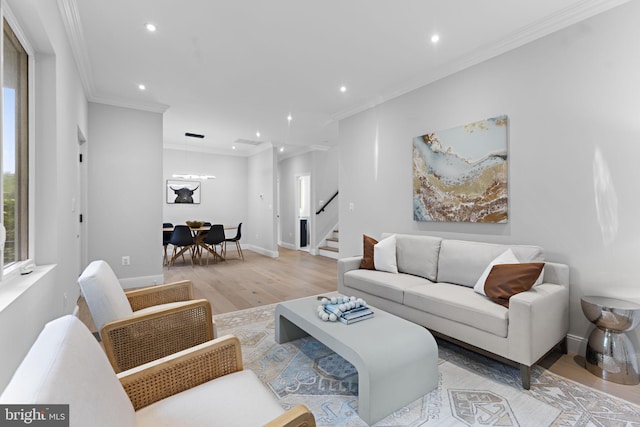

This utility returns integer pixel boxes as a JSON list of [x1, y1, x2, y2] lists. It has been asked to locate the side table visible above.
[[580, 296, 640, 385]]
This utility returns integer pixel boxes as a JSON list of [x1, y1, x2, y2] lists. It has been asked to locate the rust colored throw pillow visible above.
[[484, 263, 545, 308], [359, 235, 378, 269]]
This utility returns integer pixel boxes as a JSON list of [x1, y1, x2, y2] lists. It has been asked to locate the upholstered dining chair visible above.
[[0, 315, 316, 427], [78, 260, 216, 373], [168, 224, 196, 267], [162, 222, 173, 266], [224, 222, 244, 261], [201, 224, 226, 265]]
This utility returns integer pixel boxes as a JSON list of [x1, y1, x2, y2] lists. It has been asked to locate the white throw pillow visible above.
[[374, 234, 398, 274], [473, 249, 519, 296]]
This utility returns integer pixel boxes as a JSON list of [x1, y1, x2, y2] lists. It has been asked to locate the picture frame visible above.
[[166, 180, 201, 204]]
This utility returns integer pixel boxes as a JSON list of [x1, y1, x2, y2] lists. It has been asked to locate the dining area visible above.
[[163, 221, 244, 268]]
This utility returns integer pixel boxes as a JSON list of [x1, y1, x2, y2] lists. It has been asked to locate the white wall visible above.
[[163, 148, 247, 230], [278, 153, 312, 248], [247, 146, 278, 256], [278, 147, 339, 251], [339, 1, 640, 351], [313, 148, 339, 245], [0, 0, 88, 389], [87, 103, 163, 286]]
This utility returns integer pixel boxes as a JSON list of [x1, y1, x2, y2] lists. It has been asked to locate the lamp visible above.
[[172, 133, 216, 180]]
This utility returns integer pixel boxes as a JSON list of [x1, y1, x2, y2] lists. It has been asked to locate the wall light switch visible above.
[[349, 202, 355, 212]]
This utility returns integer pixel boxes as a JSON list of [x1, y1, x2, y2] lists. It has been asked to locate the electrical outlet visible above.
[[122, 256, 130, 266]]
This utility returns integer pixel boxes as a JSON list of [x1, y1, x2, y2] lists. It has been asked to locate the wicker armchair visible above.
[[1, 316, 316, 427], [78, 260, 216, 373]]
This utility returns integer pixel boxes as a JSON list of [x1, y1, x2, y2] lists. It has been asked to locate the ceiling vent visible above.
[[234, 138, 263, 146]]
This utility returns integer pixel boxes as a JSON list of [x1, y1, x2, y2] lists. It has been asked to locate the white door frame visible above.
[[294, 173, 310, 250]]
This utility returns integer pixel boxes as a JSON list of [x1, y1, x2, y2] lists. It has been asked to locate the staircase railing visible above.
[[316, 191, 338, 215]]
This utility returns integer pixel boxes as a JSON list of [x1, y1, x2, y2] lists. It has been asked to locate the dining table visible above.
[[163, 224, 237, 265]]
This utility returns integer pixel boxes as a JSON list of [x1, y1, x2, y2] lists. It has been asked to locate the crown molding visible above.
[[57, 0, 95, 97], [330, 0, 631, 123], [88, 94, 169, 114], [58, 0, 170, 114]]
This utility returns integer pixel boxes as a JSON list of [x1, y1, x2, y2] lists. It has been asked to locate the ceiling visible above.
[[61, 0, 625, 157]]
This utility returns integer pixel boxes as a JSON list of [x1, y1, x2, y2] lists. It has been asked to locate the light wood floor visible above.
[[81, 246, 640, 403]]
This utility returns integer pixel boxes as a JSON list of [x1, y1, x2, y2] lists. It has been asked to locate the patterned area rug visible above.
[[214, 304, 640, 426]]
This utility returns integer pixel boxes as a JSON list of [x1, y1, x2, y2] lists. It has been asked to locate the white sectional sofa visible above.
[[338, 233, 570, 389]]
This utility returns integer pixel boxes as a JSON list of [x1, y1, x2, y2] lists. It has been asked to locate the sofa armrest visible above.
[[263, 404, 316, 427], [337, 256, 362, 293], [102, 299, 215, 373], [118, 335, 243, 410], [508, 280, 569, 366], [125, 280, 194, 311]]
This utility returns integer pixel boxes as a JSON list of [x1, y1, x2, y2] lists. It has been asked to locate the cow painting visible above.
[[166, 180, 201, 204]]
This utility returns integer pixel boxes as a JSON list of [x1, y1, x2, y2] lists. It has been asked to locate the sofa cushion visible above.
[[0, 316, 136, 427], [383, 233, 442, 281], [404, 282, 509, 337], [344, 270, 431, 304], [135, 370, 283, 427], [437, 239, 544, 287], [473, 249, 520, 295], [484, 263, 545, 308], [359, 235, 378, 270], [374, 234, 398, 274]]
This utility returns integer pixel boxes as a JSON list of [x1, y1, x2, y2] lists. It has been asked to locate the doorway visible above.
[[295, 174, 310, 251], [77, 127, 87, 272]]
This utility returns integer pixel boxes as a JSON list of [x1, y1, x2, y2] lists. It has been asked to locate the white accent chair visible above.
[[0, 315, 315, 427], [78, 260, 216, 372]]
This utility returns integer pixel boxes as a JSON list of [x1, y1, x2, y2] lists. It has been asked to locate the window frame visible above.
[[1, 3, 34, 281]]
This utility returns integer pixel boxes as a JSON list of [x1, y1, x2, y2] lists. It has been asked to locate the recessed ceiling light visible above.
[[138, 84, 146, 90], [232, 146, 236, 150], [280, 147, 284, 152], [340, 85, 347, 93], [145, 23, 157, 32], [431, 34, 440, 44], [287, 114, 292, 122], [256, 131, 261, 138]]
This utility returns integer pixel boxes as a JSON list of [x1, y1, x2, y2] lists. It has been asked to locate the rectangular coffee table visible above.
[[275, 294, 438, 425]]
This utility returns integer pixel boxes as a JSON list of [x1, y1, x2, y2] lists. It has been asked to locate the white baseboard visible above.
[[566, 333, 585, 355], [279, 242, 296, 251], [119, 274, 164, 289], [244, 244, 279, 258]]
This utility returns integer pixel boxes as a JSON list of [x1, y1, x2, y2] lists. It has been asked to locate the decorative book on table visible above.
[[322, 303, 374, 324]]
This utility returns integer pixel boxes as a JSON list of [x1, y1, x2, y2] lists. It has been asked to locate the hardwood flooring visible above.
[[79, 246, 639, 404]]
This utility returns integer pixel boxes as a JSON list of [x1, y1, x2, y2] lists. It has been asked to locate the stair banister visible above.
[[316, 191, 338, 215]]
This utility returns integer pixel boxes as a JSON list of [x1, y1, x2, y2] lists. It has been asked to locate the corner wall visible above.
[[87, 103, 163, 286], [338, 1, 640, 350], [246, 146, 278, 256]]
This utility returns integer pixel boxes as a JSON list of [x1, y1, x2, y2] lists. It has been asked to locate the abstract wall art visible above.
[[413, 115, 508, 223]]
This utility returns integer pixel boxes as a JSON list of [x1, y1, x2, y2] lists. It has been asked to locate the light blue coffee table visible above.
[[275, 294, 438, 425]]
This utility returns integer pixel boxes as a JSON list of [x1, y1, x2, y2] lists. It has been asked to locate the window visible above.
[[2, 18, 28, 268]]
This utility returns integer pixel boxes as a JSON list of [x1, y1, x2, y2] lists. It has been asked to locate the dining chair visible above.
[[168, 224, 196, 268], [202, 224, 226, 265], [162, 222, 173, 266], [0, 315, 316, 427], [77, 260, 215, 372], [224, 222, 244, 261]]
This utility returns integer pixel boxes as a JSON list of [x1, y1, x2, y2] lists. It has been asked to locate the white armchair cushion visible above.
[[0, 316, 136, 427], [78, 260, 134, 332], [134, 370, 284, 427]]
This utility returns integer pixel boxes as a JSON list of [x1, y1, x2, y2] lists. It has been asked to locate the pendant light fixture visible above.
[[172, 132, 216, 180]]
